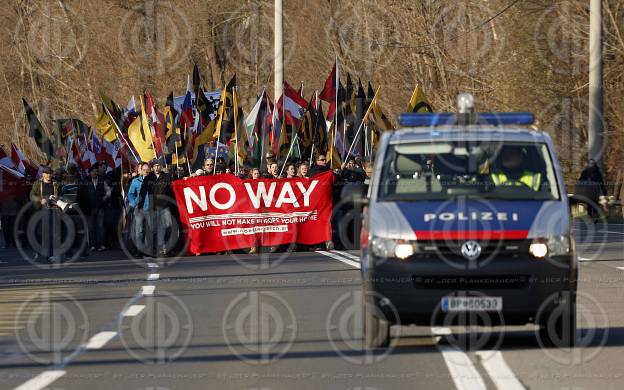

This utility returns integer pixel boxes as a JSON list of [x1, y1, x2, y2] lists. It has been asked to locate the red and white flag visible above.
[[277, 81, 308, 128], [0, 145, 14, 170], [10, 143, 27, 174]]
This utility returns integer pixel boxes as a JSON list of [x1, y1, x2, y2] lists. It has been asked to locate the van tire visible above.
[[538, 291, 576, 348], [364, 304, 390, 349]]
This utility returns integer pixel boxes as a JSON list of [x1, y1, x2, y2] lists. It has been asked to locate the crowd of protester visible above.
[[1, 151, 372, 262]]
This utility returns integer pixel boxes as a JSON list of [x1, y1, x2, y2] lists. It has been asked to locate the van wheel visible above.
[[364, 304, 390, 349], [538, 291, 576, 348]]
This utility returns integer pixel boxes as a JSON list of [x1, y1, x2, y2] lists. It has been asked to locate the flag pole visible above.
[[331, 56, 338, 168], [234, 87, 239, 175], [102, 101, 140, 164], [183, 124, 191, 174], [344, 87, 379, 161], [279, 135, 296, 177], [174, 132, 180, 177]]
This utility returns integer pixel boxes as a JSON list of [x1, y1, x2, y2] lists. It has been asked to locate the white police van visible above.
[[361, 94, 577, 348]]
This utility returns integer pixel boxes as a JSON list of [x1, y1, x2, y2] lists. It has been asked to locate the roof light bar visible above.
[[398, 112, 535, 127]]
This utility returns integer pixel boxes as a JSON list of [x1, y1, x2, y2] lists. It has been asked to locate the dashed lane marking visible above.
[[85, 331, 117, 350], [122, 304, 145, 317], [13, 370, 66, 390]]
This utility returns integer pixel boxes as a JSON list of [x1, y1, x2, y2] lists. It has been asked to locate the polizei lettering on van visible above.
[[423, 212, 519, 222]]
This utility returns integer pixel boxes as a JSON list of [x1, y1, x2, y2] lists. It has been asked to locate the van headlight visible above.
[[546, 235, 571, 256], [529, 236, 571, 258], [371, 237, 415, 259]]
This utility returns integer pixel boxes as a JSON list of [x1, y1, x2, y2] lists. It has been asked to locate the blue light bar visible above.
[[398, 113, 456, 127], [398, 112, 535, 127], [478, 112, 535, 125]]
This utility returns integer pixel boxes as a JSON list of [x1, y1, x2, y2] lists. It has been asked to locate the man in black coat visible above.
[[80, 164, 110, 251], [575, 159, 608, 221], [139, 161, 174, 257], [309, 154, 330, 177]]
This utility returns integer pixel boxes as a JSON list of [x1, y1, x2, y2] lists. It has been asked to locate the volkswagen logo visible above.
[[460, 240, 482, 260]]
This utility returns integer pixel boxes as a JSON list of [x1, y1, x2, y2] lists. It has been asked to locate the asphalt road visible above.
[[0, 223, 622, 390]]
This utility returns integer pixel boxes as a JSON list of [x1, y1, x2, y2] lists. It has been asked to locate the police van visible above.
[[360, 94, 577, 349]]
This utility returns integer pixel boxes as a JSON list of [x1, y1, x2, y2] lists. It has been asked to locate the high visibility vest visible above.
[[491, 171, 541, 191]]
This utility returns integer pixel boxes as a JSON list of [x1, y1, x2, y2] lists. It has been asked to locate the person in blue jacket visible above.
[[127, 162, 150, 256]]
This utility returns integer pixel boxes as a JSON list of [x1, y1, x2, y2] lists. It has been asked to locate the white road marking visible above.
[[617, 267, 624, 271], [578, 257, 592, 261], [334, 250, 360, 262], [85, 331, 117, 349], [122, 304, 145, 317], [438, 345, 487, 390], [141, 285, 155, 296], [317, 250, 361, 269], [476, 351, 525, 390], [146, 273, 160, 281], [147, 262, 159, 268], [13, 370, 66, 390]]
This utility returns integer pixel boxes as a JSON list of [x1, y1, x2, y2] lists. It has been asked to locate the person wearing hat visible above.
[[29, 166, 62, 261], [80, 163, 110, 251], [138, 160, 174, 257], [29, 166, 60, 209]]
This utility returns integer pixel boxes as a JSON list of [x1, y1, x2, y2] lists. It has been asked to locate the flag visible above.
[[300, 99, 315, 149], [364, 87, 394, 146], [68, 138, 83, 168], [245, 91, 265, 148], [96, 110, 118, 142], [145, 91, 166, 156], [232, 88, 247, 164], [406, 84, 433, 113], [277, 81, 308, 128], [0, 165, 28, 202], [214, 75, 237, 143], [10, 143, 27, 174], [192, 63, 201, 95], [326, 121, 343, 169], [123, 96, 137, 128], [22, 98, 54, 159], [311, 104, 328, 154], [319, 61, 337, 103], [127, 97, 157, 162], [0, 145, 14, 169]]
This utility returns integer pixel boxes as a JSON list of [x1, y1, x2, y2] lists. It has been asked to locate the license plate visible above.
[[441, 296, 502, 312]]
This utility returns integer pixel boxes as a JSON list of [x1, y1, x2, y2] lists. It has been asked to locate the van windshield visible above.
[[377, 141, 560, 201]]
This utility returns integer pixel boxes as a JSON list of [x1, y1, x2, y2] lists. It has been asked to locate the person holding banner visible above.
[[285, 163, 297, 179], [297, 163, 309, 179], [202, 158, 214, 176], [309, 154, 330, 177]]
